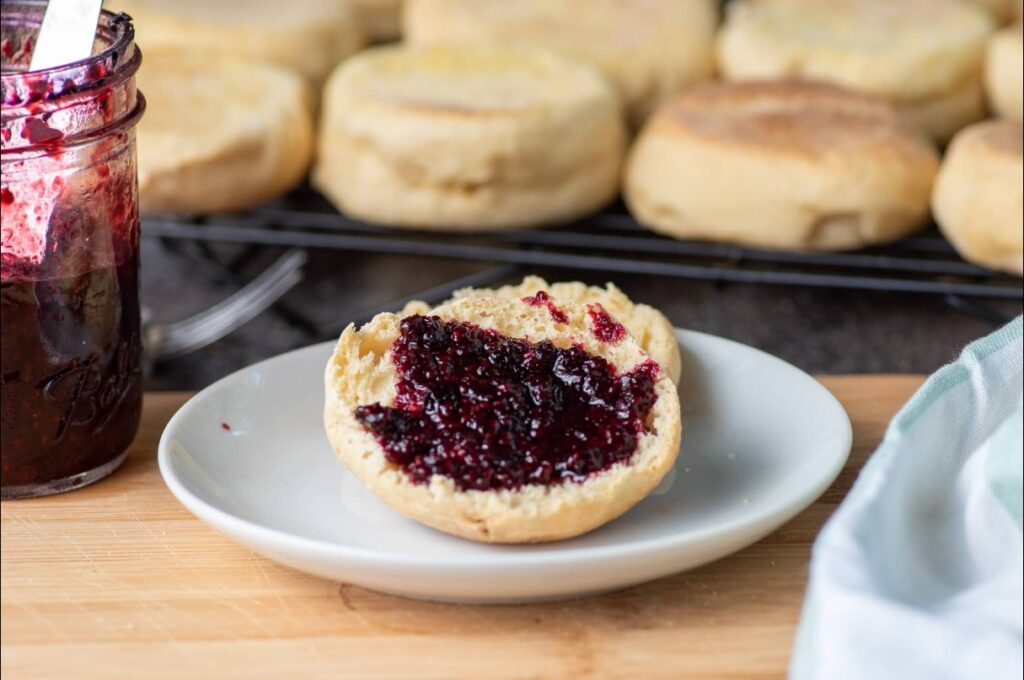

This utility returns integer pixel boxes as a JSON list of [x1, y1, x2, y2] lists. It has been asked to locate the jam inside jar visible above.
[[1, 3, 145, 498]]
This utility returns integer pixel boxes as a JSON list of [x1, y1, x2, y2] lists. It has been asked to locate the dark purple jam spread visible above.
[[1, 164, 141, 490], [354, 315, 660, 492], [521, 290, 568, 324], [1, 257, 142, 488], [587, 303, 627, 344]]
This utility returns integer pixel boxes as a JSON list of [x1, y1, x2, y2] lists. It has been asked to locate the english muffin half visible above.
[[324, 297, 682, 543]]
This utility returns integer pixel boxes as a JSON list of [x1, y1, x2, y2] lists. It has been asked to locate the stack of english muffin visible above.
[[126, 0, 1023, 276]]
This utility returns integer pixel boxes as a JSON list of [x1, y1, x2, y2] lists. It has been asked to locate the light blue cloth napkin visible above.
[[791, 316, 1024, 680]]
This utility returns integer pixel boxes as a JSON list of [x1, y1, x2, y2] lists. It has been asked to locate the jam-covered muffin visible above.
[[324, 296, 682, 543]]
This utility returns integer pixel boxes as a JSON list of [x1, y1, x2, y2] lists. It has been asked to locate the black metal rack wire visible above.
[[144, 188, 1023, 314]]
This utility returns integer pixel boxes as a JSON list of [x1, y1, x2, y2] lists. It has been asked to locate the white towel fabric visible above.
[[791, 317, 1023, 680]]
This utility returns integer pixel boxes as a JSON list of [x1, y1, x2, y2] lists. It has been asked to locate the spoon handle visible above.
[[29, 0, 105, 71]]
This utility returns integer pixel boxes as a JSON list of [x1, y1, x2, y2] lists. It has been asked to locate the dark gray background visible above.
[[141, 238, 1023, 391]]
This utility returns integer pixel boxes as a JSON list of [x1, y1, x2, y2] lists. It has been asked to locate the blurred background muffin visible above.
[[625, 81, 939, 250], [933, 120, 1023, 275], [403, 0, 718, 128], [113, 0, 364, 86], [967, 0, 1022, 24], [313, 44, 626, 229], [136, 50, 314, 214], [717, 0, 995, 142], [350, 0, 403, 42], [986, 24, 1024, 120]]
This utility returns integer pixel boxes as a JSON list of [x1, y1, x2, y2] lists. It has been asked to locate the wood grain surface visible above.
[[1, 376, 924, 680]]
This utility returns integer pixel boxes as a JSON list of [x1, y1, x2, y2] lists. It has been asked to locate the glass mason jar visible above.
[[1, 3, 145, 498]]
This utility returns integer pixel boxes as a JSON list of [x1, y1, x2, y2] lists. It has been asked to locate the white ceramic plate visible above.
[[159, 330, 851, 603]]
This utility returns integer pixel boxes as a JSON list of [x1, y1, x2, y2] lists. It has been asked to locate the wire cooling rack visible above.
[[144, 188, 1023, 309]]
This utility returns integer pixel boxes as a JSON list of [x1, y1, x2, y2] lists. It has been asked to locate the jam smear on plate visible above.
[[355, 315, 660, 492]]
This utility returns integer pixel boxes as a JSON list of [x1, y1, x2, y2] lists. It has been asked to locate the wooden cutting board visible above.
[[1, 376, 923, 680]]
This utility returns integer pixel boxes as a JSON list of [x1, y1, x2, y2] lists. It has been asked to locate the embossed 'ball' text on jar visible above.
[[1, 3, 145, 498]]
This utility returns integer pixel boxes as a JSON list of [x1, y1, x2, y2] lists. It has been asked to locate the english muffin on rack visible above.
[[313, 44, 626, 230], [967, 0, 1020, 24], [985, 25, 1024, 121], [403, 0, 718, 127], [402, 276, 681, 384], [324, 296, 682, 543], [351, 0, 403, 42], [932, 120, 1023, 275], [894, 80, 989, 146], [716, 0, 995, 141], [136, 50, 314, 214], [624, 81, 940, 251], [113, 0, 364, 85]]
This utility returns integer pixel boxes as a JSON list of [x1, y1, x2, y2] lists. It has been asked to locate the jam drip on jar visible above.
[[355, 315, 660, 492]]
